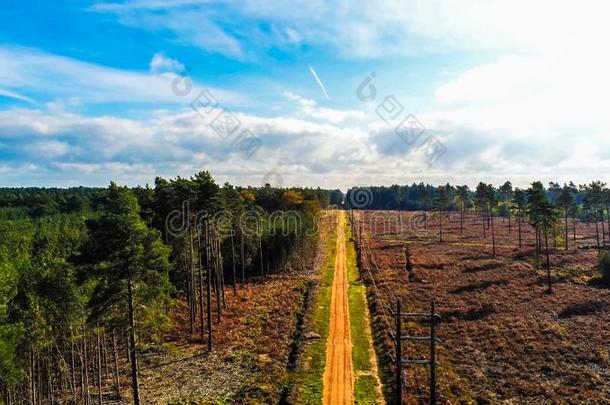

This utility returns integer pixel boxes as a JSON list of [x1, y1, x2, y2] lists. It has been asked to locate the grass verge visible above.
[[291, 213, 338, 404], [345, 217, 383, 404]]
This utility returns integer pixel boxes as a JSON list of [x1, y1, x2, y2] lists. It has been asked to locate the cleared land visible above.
[[322, 212, 354, 404], [357, 210, 610, 404]]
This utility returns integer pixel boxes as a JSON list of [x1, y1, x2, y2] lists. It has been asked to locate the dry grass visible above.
[[358, 210, 610, 404]]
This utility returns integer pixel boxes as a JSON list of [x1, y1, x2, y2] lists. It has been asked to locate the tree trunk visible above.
[[565, 207, 569, 251], [214, 239, 222, 322], [602, 205, 610, 242], [205, 221, 213, 352], [196, 231, 205, 340], [70, 330, 78, 405], [241, 233, 245, 284], [595, 210, 601, 249], [188, 226, 196, 335], [96, 331, 103, 405], [112, 329, 121, 397], [99, 332, 108, 382], [30, 347, 35, 405], [518, 214, 522, 248], [184, 249, 193, 336], [259, 235, 264, 279], [218, 238, 226, 308], [545, 224, 552, 293], [535, 227, 540, 269], [490, 206, 496, 257], [231, 232, 237, 295], [127, 278, 141, 405], [83, 333, 90, 405], [439, 209, 443, 242], [601, 208, 607, 246], [460, 205, 464, 234]]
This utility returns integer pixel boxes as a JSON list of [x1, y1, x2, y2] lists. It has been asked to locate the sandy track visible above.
[[322, 212, 354, 405]]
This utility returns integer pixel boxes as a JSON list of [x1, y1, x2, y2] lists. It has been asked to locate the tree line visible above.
[[0, 172, 341, 405]]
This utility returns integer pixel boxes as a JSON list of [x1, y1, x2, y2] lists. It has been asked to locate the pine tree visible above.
[[526, 182, 558, 293], [78, 183, 173, 405]]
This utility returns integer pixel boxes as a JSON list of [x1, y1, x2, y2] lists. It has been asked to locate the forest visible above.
[[4, 177, 610, 404], [0, 172, 342, 404]]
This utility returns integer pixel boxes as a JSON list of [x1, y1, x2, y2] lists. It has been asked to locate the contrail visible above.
[[308, 65, 330, 100]]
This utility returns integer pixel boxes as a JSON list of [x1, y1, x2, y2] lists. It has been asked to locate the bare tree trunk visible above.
[[83, 332, 90, 405], [218, 238, 226, 308], [490, 208, 496, 257], [231, 232, 237, 295], [241, 233, 245, 284], [214, 237, 222, 322], [602, 204, 610, 242], [535, 227, 540, 269], [518, 214, 522, 248], [601, 208, 607, 246], [30, 347, 35, 405], [197, 230, 205, 340], [565, 207, 569, 250], [259, 234, 264, 280], [595, 210, 601, 249], [102, 332, 109, 381], [46, 357, 54, 405], [188, 225, 196, 335], [70, 330, 78, 405], [184, 249, 193, 336], [545, 224, 552, 293], [460, 205, 464, 234], [96, 331, 102, 405], [205, 220, 213, 352], [438, 210, 443, 242], [112, 329, 121, 397], [127, 278, 141, 405], [424, 211, 428, 231]]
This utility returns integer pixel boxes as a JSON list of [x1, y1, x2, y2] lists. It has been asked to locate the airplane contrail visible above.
[[308, 65, 330, 100]]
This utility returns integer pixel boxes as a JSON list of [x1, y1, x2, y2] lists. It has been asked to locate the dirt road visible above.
[[322, 212, 354, 404]]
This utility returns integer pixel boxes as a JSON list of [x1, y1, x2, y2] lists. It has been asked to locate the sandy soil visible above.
[[322, 212, 355, 404]]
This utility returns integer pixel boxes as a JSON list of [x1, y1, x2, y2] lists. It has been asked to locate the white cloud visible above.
[[2, 102, 610, 189], [283, 92, 367, 124], [91, 0, 610, 59], [0, 46, 243, 105], [149, 52, 185, 74]]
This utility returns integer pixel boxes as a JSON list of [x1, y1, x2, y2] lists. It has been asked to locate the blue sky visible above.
[[1, 1, 610, 189]]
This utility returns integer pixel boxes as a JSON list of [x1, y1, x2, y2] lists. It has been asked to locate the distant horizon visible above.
[[0, 175, 603, 194]]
